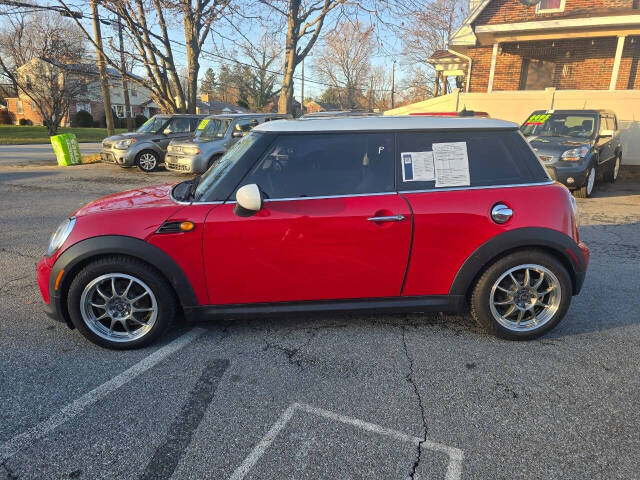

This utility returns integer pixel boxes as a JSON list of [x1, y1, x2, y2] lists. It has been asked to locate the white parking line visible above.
[[228, 402, 464, 480], [0, 328, 205, 463]]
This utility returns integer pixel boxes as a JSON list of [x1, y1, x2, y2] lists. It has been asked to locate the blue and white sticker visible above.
[[401, 151, 435, 182]]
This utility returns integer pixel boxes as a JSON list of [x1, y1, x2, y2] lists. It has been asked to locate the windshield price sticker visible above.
[[526, 114, 551, 125], [432, 142, 470, 188], [401, 151, 435, 182], [197, 119, 210, 130]]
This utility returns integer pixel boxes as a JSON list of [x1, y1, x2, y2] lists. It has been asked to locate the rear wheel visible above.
[[604, 154, 621, 183], [573, 166, 596, 198], [67, 257, 176, 349], [470, 250, 572, 340], [136, 150, 160, 172]]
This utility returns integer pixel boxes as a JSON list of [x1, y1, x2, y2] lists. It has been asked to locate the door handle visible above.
[[367, 214, 405, 223]]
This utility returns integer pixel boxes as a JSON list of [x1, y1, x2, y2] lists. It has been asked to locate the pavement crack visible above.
[[401, 326, 428, 480], [0, 248, 39, 261], [263, 330, 317, 368]]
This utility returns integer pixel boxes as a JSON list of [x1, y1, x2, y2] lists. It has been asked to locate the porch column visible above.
[[487, 42, 499, 93], [610, 36, 626, 91]]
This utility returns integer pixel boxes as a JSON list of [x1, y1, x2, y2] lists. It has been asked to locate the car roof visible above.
[[529, 109, 616, 116], [205, 113, 287, 120], [155, 114, 207, 118], [253, 115, 517, 133]]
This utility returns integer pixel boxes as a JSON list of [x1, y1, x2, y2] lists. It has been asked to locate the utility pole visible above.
[[301, 58, 305, 116], [391, 60, 396, 109], [117, 16, 133, 131], [91, 0, 114, 136]]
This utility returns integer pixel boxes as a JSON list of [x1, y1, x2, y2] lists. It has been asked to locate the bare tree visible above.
[[240, 31, 282, 110], [258, 0, 348, 114], [365, 66, 392, 112], [401, 0, 468, 93], [0, 11, 88, 134], [313, 20, 374, 110]]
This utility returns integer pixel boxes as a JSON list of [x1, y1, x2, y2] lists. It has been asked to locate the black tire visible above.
[[66, 256, 176, 349], [573, 165, 596, 198], [206, 154, 223, 170], [136, 150, 160, 172], [470, 249, 572, 340], [603, 154, 621, 183]]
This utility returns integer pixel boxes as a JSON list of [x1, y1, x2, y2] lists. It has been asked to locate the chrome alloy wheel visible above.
[[586, 167, 595, 195], [489, 264, 561, 332], [138, 152, 157, 171], [79, 273, 158, 343]]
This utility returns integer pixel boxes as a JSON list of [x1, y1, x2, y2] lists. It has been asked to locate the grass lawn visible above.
[[0, 125, 127, 144]]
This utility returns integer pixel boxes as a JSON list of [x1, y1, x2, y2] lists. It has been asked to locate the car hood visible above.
[[103, 132, 158, 143], [527, 136, 592, 157], [73, 184, 178, 217]]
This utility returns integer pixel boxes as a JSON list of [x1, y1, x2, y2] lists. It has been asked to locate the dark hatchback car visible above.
[[101, 114, 207, 172], [520, 110, 622, 197]]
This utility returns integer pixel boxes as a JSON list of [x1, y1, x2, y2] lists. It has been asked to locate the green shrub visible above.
[[18, 118, 32, 126], [74, 110, 94, 127]]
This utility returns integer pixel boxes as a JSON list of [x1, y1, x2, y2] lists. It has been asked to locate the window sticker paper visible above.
[[401, 151, 435, 182], [432, 142, 470, 188]]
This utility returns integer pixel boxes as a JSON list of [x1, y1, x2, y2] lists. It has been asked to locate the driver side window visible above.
[[238, 133, 395, 199]]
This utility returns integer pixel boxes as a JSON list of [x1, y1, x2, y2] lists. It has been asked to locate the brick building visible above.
[[5, 60, 160, 126], [447, 0, 640, 93]]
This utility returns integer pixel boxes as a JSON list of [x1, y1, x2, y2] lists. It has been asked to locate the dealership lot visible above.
[[0, 162, 639, 479]]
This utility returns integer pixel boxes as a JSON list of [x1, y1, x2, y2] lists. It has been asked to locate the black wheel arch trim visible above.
[[449, 227, 586, 298], [49, 235, 198, 325]]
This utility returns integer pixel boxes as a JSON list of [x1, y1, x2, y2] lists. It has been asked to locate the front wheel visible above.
[[66, 257, 176, 349], [470, 250, 572, 340], [136, 150, 160, 172], [573, 166, 596, 198]]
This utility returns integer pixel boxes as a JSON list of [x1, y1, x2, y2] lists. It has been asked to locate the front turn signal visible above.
[[180, 221, 195, 232]]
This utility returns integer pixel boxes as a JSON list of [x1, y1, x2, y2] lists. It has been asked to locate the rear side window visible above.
[[396, 130, 547, 190], [239, 133, 394, 199]]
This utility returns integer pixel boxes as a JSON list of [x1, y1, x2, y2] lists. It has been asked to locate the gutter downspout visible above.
[[447, 48, 472, 96]]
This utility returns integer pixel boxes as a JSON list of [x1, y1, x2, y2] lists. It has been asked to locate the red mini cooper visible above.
[[37, 116, 589, 349]]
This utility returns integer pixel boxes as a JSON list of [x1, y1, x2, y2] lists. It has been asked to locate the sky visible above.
[[0, 1, 419, 101]]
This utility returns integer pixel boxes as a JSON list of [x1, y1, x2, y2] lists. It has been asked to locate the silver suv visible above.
[[165, 113, 290, 174], [100, 114, 206, 172]]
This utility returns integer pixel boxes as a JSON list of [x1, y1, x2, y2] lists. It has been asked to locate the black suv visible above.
[[520, 110, 622, 197]]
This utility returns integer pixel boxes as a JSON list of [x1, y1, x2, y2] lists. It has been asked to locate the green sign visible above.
[[50, 133, 82, 166], [525, 114, 551, 125]]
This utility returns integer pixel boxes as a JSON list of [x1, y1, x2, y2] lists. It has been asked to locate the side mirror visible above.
[[234, 184, 263, 217], [599, 129, 614, 138], [232, 130, 243, 138]]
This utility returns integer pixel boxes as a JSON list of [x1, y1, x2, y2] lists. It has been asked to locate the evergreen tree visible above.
[[200, 68, 216, 96]]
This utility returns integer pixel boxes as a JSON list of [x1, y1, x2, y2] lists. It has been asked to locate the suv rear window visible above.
[[239, 133, 395, 199], [396, 130, 547, 190]]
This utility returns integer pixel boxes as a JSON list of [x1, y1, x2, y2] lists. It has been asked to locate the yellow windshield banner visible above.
[[525, 114, 551, 125], [197, 119, 210, 130]]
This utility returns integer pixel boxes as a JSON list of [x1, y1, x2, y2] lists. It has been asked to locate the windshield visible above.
[[194, 132, 263, 201], [521, 113, 597, 138], [137, 116, 169, 133], [194, 118, 231, 139]]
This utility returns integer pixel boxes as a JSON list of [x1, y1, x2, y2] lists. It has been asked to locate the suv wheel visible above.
[[136, 150, 160, 172], [470, 250, 572, 340], [604, 154, 621, 183], [573, 166, 596, 198], [67, 257, 176, 349]]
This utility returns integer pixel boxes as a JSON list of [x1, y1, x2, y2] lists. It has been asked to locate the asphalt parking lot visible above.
[[0, 160, 639, 479]]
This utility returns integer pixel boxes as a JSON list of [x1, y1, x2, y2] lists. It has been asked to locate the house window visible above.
[[519, 59, 556, 90], [16, 100, 23, 114], [536, 0, 565, 13], [130, 88, 137, 97], [114, 105, 125, 118], [76, 103, 92, 114]]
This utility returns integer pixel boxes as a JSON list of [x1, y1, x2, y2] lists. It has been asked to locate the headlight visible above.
[[114, 138, 136, 149], [561, 145, 590, 162], [47, 217, 75, 256], [183, 146, 200, 155]]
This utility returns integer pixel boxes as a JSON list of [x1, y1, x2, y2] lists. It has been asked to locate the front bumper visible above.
[[37, 256, 66, 324], [100, 147, 136, 167], [544, 162, 589, 190], [165, 154, 207, 174]]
